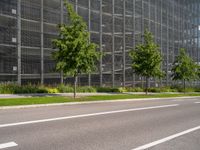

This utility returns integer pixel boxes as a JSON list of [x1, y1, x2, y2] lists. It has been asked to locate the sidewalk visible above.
[[0, 93, 117, 99], [0, 92, 184, 99]]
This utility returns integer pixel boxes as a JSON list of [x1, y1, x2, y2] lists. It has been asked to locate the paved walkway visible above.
[[0, 92, 187, 99], [0, 93, 115, 99], [0, 93, 142, 99]]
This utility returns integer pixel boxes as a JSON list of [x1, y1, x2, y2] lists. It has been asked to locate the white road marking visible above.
[[132, 125, 200, 150], [172, 100, 185, 102], [172, 98, 199, 102], [0, 142, 18, 149], [195, 102, 200, 104], [0, 104, 178, 128]]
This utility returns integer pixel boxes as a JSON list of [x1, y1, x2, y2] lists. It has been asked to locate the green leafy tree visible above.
[[129, 30, 163, 94], [197, 65, 200, 79], [52, 0, 100, 98], [171, 48, 197, 93]]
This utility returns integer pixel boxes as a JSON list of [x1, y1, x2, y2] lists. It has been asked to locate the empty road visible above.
[[0, 97, 200, 150]]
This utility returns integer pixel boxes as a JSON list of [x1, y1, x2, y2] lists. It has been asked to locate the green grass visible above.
[[82, 93, 200, 101], [0, 93, 200, 107]]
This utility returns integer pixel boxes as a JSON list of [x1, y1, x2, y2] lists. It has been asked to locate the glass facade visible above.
[[0, 0, 200, 87]]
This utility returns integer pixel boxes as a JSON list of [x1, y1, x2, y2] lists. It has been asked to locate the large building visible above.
[[0, 0, 200, 87]]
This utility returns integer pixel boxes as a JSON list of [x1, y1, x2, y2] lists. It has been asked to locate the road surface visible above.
[[0, 97, 200, 150]]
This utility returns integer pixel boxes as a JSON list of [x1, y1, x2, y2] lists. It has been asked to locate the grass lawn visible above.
[[0, 93, 200, 107]]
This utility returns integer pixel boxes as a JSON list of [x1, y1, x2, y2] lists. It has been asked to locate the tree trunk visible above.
[[145, 77, 149, 95], [74, 75, 78, 99], [183, 79, 186, 94]]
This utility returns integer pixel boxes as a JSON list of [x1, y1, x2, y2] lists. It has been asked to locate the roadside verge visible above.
[[0, 95, 199, 110]]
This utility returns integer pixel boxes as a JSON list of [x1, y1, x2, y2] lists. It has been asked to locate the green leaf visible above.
[[171, 48, 198, 82], [52, 0, 101, 77], [129, 29, 163, 79]]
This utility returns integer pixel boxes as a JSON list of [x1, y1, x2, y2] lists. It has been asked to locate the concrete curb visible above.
[[0, 96, 199, 110]]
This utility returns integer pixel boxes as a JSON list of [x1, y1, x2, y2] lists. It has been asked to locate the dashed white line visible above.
[[195, 102, 200, 104], [0, 142, 18, 149], [172, 98, 199, 102], [0, 104, 179, 128], [172, 99, 187, 102], [132, 125, 200, 150]]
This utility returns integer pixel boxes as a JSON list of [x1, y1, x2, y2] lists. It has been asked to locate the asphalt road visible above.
[[0, 97, 200, 150]]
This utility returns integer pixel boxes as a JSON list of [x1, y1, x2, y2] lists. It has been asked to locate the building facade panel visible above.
[[0, 0, 200, 86]]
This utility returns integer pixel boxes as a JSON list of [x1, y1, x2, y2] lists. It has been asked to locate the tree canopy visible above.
[[52, 0, 100, 77], [129, 30, 163, 93], [52, 0, 100, 98], [171, 48, 197, 82]]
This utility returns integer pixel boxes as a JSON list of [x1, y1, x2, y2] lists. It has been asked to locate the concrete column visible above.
[[197, 2, 200, 65], [148, 0, 150, 29], [141, 0, 144, 34], [41, 0, 44, 85], [112, 0, 115, 88], [88, 0, 91, 86], [172, 1, 175, 64], [123, 0, 126, 87], [141, 0, 144, 88], [154, 0, 158, 87], [60, 0, 64, 84], [197, 2, 200, 86], [148, 0, 151, 87], [160, 0, 163, 87], [132, 0, 136, 87], [166, 1, 169, 86], [75, 0, 78, 13], [99, 0, 103, 87], [17, 0, 21, 85]]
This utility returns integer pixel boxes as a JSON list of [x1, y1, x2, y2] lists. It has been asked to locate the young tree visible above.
[[52, 0, 100, 99], [197, 65, 200, 79], [129, 30, 163, 94], [171, 48, 197, 93]]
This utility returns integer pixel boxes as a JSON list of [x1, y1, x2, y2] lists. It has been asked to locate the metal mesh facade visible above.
[[0, 0, 200, 87]]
